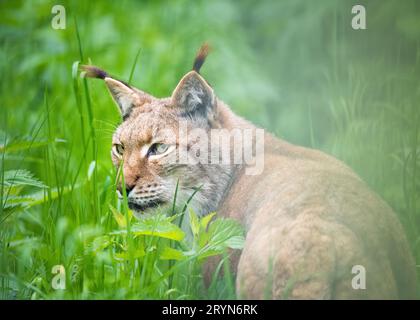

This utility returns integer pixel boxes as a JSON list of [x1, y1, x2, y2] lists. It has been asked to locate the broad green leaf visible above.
[[111, 216, 185, 241], [2, 183, 80, 213], [200, 212, 216, 229], [207, 218, 244, 248], [225, 235, 245, 249], [2, 195, 36, 209], [160, 246, 185, 261], [114, 248, 146, 261], [3, 170, 47, 189], [197, 218, 245, 257]]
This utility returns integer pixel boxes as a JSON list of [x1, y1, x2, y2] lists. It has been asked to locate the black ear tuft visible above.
[[80, 65, 108, 79], [192, 43, 210, 73], [81, 65, 153, 119]]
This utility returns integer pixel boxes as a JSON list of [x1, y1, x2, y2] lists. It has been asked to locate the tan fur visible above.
[[83, 45, 416, 299], [216, 105, 416, 299]]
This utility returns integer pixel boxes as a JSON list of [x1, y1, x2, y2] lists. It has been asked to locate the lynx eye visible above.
[[113, 144, 124, 158], [148, 143, 170, 156]]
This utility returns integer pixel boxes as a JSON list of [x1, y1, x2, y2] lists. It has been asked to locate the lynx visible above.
[[82, 44, 416, 299]]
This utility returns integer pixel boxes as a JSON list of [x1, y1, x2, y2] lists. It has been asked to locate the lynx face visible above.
[[110, 94, 214, 216], [83, 45, 232, 217], [111, 99, 181, 214]]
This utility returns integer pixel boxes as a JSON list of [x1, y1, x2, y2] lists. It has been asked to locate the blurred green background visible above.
[[1, 0, 419, 298]]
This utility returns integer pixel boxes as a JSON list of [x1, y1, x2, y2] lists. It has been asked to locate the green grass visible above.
[[1, 0, 420, 299], [1, 49, 244, 299]]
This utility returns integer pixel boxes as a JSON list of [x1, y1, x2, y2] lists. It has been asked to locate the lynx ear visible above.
[[81, 65, 151, 118], [104, 78, 138, 117], [171, 71, 215, 117]]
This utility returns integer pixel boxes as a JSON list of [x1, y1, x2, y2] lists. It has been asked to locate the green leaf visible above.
[[3, 170, 47, 189], [26, 184, 82, 208], [196, 249, 225, 260], [196, 218, 245, 259], [109, 205, 132, 228], [85, 235, 112, 255], [2, 195, 36, 209], [200, 212, 216, 229], [2, 183, 82, 217], [160, 246, 185, 261], [225, 235, 245, 249], [111, 215, 185, 241], [189, 209, 200, 238], [114, 248, 146, 261]]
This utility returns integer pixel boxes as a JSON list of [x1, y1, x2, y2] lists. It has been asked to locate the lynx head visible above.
[[82, 44, 233, 218]]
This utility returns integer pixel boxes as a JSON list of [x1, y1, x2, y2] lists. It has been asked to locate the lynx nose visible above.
[[117, 183, 135, 195], [120, 171, 139, 195]]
